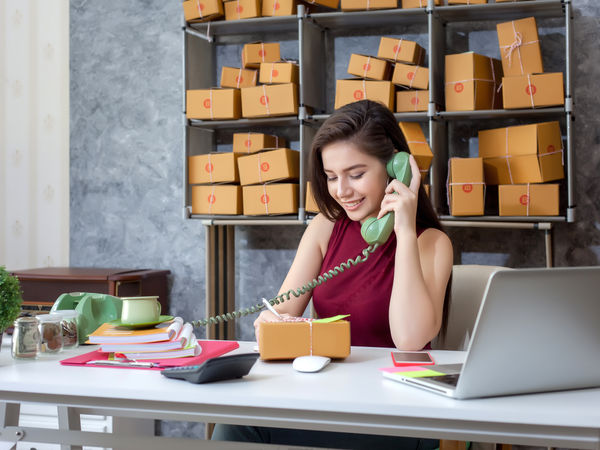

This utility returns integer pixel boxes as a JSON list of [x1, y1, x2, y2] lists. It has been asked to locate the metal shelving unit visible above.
[[183, 0, 574, 336]]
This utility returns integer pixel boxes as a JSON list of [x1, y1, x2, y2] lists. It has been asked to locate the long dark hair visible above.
[[308, 100, 451, 340]]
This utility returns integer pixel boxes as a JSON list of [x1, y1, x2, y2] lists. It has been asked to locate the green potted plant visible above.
[[0, 266, 23, 347]]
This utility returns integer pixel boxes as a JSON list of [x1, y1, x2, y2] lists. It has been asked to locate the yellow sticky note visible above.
[[313, 314, 350, 323], [396, 369, 446, 378]]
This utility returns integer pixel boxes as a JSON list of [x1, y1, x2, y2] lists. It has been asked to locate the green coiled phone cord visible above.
[[190, 243, 379, 328]]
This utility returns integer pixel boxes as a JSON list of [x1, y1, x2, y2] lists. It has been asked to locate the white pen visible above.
[[262, 298, 282, 318]]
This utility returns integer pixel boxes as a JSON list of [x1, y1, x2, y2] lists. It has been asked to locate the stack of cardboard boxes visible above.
[[183, 0, 299, 22], [448, 16, 564, 217]]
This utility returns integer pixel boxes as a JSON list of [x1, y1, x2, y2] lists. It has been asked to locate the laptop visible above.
[[383, 266, 600, 399]]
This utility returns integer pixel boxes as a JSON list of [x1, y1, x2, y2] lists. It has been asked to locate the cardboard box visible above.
[[237, 148, 300, 185], [224, 0, 260, 20], [401, 0, 441, 8], [182, 0, 224, 22], [258, 320, 351, 360], [302, 0, 340, 9], [220, 66, 258, 89], [347, 54, 391, 81], [305, 181, 319, 213], [241, 83, 298, 118], [377, 37, 425, 65], [502, 73, 564, 109], [398, 122, 432, 173], [497, 17, 543, 77], [499, 184, 559, 216], [396, 90, 428, 112], [243, 183, 299, 215], [259, 62, 299, 84], [191, 185, 242, 215], [478, 122, 564, 185], [233, 132, 286, 154], [186, 89, 241, 120], [392, 63, 429, 90], [189, 152, 240, 184], [262, 0, 297, 16], [447, 0, 486, 4], [334, 80, 394, 110], [341, 0, 397, 11], [242, 42, 281, 69], [445, 52, 502, 111], [449, 158, 485, 216]]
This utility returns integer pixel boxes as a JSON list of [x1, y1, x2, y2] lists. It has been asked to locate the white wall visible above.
[[0, 0, 69, 270]]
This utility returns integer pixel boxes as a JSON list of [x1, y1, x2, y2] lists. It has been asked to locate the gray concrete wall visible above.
[[70, 0, 600, 440]]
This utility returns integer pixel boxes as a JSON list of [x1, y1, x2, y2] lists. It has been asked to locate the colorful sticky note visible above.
[[313, 314, 350, 323], [395, 369, 446, 378], [379, 365, 425, 373]]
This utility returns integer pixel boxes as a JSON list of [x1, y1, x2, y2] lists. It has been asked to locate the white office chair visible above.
[[433, 265, 510, 351]]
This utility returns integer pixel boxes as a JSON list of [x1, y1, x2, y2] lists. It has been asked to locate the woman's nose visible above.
[[336, 177, 351, 198]]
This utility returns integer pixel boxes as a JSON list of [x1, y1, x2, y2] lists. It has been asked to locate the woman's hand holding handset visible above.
[[377, 154, 421, 236]]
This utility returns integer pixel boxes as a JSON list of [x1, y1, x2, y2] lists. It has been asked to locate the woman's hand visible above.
[[253, 310, 292, 343], [376, 154, 421, 235]]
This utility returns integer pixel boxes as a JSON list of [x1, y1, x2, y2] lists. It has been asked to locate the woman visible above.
[[212, 100, 453, 448]]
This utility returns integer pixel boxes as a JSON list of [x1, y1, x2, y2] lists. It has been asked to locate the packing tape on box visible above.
[[195, 0, 204, 18], [262, 184, 270, 214], [209, 89, 214, 119], [208, 185, 215, 214], [261, 85, 271, 115], [257, 152, 265, 183], [236, 0, 242, 19], [408, 66, 420, 89], [363, 56, 371, 78], [500, 22, 540, 75], [237, 68, 243, 89], [207, 153, 214, 183], [393, 39, 403, 61]]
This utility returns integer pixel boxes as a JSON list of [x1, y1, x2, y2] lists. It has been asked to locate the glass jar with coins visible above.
[[37, 314, 64, 354], [11, 316, 40, 359], [51, 310, 79, 349]]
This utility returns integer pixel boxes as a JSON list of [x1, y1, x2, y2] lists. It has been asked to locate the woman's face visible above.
[[321, 140, 388, 224]]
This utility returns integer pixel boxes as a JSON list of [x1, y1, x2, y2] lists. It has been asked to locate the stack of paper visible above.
[[87, 317, 202, 360]]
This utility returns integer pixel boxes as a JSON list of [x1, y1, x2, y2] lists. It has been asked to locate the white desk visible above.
[[1, 341, 600, 450]]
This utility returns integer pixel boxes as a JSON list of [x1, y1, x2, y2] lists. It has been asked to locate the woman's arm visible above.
[[253, 213, 335, 333], [377, 155, 453, 350]]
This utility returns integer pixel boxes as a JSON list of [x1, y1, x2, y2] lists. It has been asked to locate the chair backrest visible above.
[[433, 265, 510, 351]]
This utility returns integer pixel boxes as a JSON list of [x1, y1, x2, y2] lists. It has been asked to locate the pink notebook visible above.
[[60, 340, 240, 371]]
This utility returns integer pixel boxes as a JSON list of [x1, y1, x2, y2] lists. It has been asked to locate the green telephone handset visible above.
[[186, 151, 413, 328], [360, 151, 412, 245]]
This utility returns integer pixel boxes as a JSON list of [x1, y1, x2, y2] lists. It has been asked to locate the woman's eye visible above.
[[350, 172, 364, 180], [326, 176, 337, 182]]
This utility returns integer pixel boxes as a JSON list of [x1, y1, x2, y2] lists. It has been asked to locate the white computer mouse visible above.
[[292, 355, 331, 373]]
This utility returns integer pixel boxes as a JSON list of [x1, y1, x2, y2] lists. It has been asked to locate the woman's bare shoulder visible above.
[[304, 213, 336, 257]]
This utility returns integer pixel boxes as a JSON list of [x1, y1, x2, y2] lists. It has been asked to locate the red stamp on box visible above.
[[207, 194, 216, 204], [363, 63, 371, 71], [261, 162, 270, 172], [462, 184, 473, 193], [454, 83, 464, 93], [547, 144, 555, 153], [205, 163, 214, 173], [235, 75, 243, 83], [258, 49, 266, 57], [353, 90, 364, 100], [520, 194, 530, 206], [260, 194, 270, 204], [245, 139, 252, 147], [272, 69, 279, 77], [525, 84, 537, 95], [407, 72, 415, 80], [274, 1, 280, 9], [411, 97, 419, 105], [393, 44, 401, 53], [198, 3, 205, 11], [236, 5, 243, 12], [203, 99, 211, 108], [260, 95, 269, 105]]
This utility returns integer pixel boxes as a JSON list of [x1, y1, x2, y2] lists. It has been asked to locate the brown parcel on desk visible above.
[[243, 183, 299, 216], [401, 0, 441, 8], [497, 17, 543, 77], [341, 0, 397, 12], [241, 83, 298, 118], [258, 320, 350, 360], [220, 66, 258, 89], [347, 54, 391, 81], [499, 184, 559, 217], [191, 185, 242, 215], [262, 0, 297, 16], [396, 90, 428, 112], [186, 89, 241, 120], [224, 0, 260, 20], [377, 37, 424, 65], [182, 0, 223, 22], [502, 73, 564, 109], [233, 132, 286, 154], [445, 52, 502, 111], [305, 181, 319, 213], [398, 122, 432, 173], [392, 63, 429, 90], [478, 122, 564, 185], [189, 152, 240, 184], [237, 148, 300, 185], [259, 62, 299, 84], [334, 80, 394, 110], [242, 42, 281, 69], [449, 158, 485, 216]]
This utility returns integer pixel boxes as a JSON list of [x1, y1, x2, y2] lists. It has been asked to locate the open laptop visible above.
[[383, 266, 600, 399]]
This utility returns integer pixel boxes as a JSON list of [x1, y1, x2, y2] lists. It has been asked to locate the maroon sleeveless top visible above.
[[312, 215, 424, 348]]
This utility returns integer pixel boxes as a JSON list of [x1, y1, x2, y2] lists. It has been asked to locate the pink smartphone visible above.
[[391, 351, 435, 366]]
